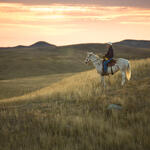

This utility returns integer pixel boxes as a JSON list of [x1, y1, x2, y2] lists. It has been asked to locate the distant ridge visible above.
[[0, 41, 57, 49], [29, 41, 56, 48], [0, 39, 150, 49], [115, 39, 150, 48], [15, 45, 26, 48]]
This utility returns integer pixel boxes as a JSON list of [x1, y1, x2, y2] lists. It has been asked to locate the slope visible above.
[[0, 58, 150, 150]]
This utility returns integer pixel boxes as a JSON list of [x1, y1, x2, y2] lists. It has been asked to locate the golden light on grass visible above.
[[0, 58, 150, 150], [1, 58, 150, 103]]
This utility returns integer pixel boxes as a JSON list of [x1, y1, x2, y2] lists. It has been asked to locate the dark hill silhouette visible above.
[[29, 41, 56, 48], [15, 45, 26, 48], [115, 39, 150, 48], [1, 39, 150, 49], [0, 41, 57, 49]]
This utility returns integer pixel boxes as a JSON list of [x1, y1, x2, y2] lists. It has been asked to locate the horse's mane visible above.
[[95, 54, 99, 58]]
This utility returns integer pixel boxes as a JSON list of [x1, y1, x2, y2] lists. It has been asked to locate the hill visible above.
[[0, 40, 150, 99], [0, 46, 91, 80], [0, 58, 150, 150], [0, 41, 57, 49], [29, 41, 56, 48], [0, 40, 150, 80], [115, 39, 150, 48], [0, 39, 150, 149]]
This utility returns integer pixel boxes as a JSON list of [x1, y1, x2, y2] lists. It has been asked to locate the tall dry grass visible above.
[[0, 58, 150, 150], [2, 58, 150, 103]]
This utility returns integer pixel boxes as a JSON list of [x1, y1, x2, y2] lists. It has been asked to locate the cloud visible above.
[[0, 0, 150, 8], [0, 1, 150, 47], [120, 21, 150, 25], [0, 3, 150, 25]]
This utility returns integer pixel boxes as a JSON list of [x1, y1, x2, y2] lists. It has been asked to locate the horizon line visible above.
[[1, 38, 150, 48]]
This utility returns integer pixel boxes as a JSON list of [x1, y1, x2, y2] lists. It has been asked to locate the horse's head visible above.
[[85, 52, 94, 64]]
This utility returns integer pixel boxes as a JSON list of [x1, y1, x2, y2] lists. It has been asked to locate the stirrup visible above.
[[101, 72, 109, 76]]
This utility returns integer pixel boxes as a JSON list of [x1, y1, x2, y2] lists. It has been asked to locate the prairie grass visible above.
[[0, 58, 150, 150], [0, 73, 73, 100]]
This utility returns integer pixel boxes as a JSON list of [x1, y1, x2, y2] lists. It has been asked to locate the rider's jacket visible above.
[[105, 46, 114, 59]]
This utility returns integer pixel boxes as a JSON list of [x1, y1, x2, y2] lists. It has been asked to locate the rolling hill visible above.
[[0, 39, 150, 150], [29, 41, 57, 48], [0, 41, 57, 49], [0, 40, 150, 81], [0, 58, 150, 150], [0, 39, 150, 99], [115, 39, 150, 48]]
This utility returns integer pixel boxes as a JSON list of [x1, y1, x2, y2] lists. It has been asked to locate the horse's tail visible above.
[[126, 62, 131, 80]]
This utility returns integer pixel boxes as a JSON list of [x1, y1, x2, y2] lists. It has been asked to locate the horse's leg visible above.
[[121, 71, 126, 86]]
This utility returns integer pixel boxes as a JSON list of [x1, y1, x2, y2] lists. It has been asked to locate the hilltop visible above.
[[1, 39, 150, 49], [29, 41, 57, 48], [115, 39, 150, 48], [0, 41, 57, 49]]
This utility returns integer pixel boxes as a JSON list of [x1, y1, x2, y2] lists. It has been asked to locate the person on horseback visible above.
[[102, 42, 114, 75]]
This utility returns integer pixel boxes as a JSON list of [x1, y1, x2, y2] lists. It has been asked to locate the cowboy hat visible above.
[[107, 42, 112, 45]]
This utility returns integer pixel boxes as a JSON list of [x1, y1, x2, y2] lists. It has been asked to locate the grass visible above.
[[0, 43, 150, 100], [0, 58, 150, 150], [0, 46, 90, 80], [0, 73, 74, 100]]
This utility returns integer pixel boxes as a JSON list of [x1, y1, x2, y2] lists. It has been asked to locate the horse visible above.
[[85, 52, 131, 88]]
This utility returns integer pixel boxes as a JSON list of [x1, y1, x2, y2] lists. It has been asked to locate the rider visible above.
[[102, 42, 114, 75]]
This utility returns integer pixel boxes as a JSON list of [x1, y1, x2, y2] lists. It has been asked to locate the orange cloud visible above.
[[121, 22, 150, 25], [1, 3, 150, 24]]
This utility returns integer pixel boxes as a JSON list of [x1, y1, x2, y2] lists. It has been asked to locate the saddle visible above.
[[107, 59, 117, 67], [102, 59, 117, 76], [102, 59, 117, 67]]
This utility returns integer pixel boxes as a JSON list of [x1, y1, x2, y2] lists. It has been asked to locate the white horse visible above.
[[85, 52, 131, 88]]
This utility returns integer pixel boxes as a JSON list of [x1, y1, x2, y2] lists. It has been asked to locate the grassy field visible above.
[[0, 42, 150, 100], [0, 73, 74, 100], [0, 58, 150, 150]]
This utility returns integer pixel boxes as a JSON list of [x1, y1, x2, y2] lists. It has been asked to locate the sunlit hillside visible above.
[[0, 58, 150, 150], [1, 58, 150, 103]]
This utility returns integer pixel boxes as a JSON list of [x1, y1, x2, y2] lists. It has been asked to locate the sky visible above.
[[0, 0, 150, 46]]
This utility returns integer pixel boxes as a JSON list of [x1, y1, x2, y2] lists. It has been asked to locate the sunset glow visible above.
[[0, 2, 150, 46]]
